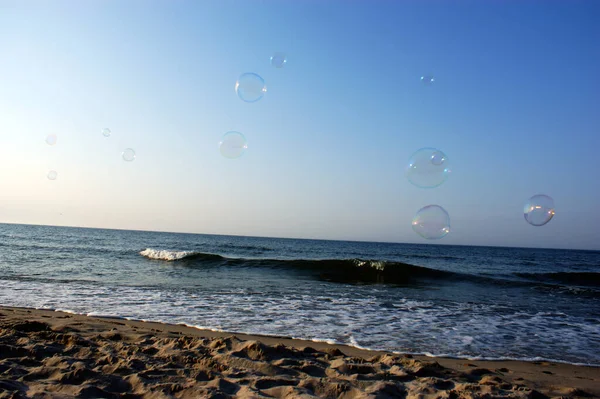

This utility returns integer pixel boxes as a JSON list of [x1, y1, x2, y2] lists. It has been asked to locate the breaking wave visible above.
[[140, 248, 223, 262], [138, 249, 599, 293]]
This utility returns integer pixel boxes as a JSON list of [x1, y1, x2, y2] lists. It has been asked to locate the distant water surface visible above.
[[0, 223, 598, 365]]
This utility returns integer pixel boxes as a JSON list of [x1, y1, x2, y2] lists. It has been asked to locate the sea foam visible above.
[[140, 248, 200, 261]]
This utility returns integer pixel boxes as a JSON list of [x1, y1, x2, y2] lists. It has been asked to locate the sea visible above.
[[0, 223, 598, 366]]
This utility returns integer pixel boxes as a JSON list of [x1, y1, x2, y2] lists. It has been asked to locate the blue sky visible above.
[[0, 0, 599, 249]]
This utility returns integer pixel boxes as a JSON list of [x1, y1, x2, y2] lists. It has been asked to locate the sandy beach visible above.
[[0, 306, 597, 398]]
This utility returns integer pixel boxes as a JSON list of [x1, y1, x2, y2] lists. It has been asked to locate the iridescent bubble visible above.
[[47, 170, 58, 180], [270, 52, 287, 68], [122, 148, 136, 162], [102, 128, 111, 137], [235, 73, 267, 102], [219, 131, 247, 159], [524, 195, 555, 226], [406, 148, 450, 188], [412, 205, 451, 239], [421, 75, 435, 85], [46, 134, 57, 146]]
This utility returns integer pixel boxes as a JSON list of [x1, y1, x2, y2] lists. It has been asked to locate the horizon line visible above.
[[0, 221, 597, 253]]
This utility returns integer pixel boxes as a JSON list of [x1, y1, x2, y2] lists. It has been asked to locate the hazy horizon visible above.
[[1, 1, 599, 250], [3, 222, 599, 253]]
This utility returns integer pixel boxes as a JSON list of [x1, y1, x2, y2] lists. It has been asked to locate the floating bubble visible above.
[[421, 75, 435, 85], [235, 73, 266, 102], [270, 52, 287, 68], [47, 170, 57, 180], [524, 195, 555, 226], [412, 205, 451, 239], [102, 128, 111, 137], [122, 148, 136, 162], [219, 131, 247, 159], [406, 148, 450, 188], [46, 134, 57, 146]]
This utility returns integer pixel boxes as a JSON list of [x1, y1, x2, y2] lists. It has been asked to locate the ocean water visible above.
[[0, 223, 598, 366]]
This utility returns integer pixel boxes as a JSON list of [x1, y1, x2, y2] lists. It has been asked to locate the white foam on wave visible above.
[[303, 337, 339, 345], [55, 308, 78, 315], [140, 248, 199, 261], [349, 335, 370, 350], [352, 259, 387, 271], [87, 311, 127, 319]]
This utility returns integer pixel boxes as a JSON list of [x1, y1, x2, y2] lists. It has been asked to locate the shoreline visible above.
[[1, 305, 598, 398], [39, 306, 599, 368], [67, 308, 600, 368]]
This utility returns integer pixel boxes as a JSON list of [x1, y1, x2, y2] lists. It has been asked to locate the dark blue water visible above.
[[0, 223, 598, 365]]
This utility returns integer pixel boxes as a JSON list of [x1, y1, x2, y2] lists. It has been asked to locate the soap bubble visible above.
[[46, 134, 57, 146], [47, 170, 58, 180], [524, 195, 555, 226], [406, 148, 450, 188], [270, 52, 287, 68], [421, 75, 435, 85], [122, 148, 136, 162], [102, 128, 111, 137], [219, 131, 247, 159], [235, 73, 266, 102], [412, 205, 450, 239]]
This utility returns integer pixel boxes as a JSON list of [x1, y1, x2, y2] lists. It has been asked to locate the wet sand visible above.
[[0, 306, 597, 398]]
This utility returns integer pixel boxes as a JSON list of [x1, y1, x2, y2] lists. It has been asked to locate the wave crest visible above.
[[136, 249, 599, 294], [139, 248, 201, 261]]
